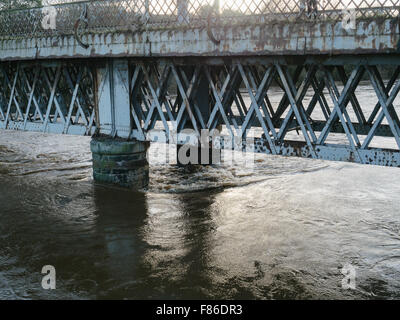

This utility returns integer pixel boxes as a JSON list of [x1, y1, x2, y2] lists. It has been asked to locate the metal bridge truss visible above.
[[0, 62, 96, 135], [1, 58, 400, 167]]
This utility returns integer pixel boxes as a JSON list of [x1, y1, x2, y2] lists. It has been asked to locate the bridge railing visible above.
[[0, 0, 400, 39]]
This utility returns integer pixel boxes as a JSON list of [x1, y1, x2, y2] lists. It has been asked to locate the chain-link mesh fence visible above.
[[1, 0, 399, 39]]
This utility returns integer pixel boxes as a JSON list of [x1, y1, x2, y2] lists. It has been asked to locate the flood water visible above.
[[1, 84, 400, 300]]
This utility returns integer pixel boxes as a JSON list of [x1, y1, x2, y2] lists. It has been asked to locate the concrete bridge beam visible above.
[[1, 19, 397, 61]]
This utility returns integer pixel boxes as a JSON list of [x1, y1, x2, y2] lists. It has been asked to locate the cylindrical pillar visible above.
[[91, 137, 149, 190]]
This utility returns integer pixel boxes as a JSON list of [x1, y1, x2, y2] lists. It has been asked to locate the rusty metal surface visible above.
[[1, 18, 398, 60]]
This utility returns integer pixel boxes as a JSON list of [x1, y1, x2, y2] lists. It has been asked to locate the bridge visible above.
[[1, 0, 400, 189]]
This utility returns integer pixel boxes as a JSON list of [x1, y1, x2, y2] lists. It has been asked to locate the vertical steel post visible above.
[[196, 70, 210, 125], [96, 59, 132, 138]]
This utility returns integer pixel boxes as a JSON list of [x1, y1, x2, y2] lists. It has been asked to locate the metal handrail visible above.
[[0, 0, 399, 39]]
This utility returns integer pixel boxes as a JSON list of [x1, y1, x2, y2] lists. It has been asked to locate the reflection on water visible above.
[[2, 79, 400, 302]]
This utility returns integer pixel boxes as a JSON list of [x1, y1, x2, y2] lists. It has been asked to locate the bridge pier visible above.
[[91, 137, 149, 190], [92, 59, 149, 189]]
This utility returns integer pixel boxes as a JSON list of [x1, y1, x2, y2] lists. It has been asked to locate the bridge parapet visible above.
[[0, 0, 399, 39]]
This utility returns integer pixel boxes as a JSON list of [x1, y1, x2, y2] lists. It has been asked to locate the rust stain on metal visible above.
[[1, 18, 398, 61]]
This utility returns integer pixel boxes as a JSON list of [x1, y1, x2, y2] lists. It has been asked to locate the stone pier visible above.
[[91, 137, 149, 190]]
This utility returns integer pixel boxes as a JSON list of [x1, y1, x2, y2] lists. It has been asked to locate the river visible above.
[[1, 83, 400, 299]]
